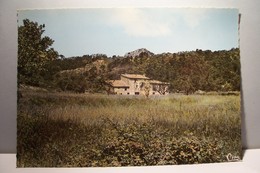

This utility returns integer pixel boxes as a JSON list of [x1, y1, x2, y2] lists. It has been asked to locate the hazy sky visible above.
[[18, 8, 239, 57]]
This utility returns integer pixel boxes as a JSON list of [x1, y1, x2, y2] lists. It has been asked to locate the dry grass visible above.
[[17, 91, 242, 167]]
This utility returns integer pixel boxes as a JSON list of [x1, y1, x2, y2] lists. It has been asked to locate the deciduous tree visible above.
[[18, 19, 58, 86]]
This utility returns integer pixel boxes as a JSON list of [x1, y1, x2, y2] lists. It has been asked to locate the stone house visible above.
[[109, 74, 170, 95]]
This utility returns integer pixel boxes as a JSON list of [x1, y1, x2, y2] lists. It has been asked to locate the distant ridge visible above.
[[124, 48, 154, 58]]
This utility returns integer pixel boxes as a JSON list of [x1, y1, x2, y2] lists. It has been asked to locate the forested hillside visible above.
[[42, 48, 240, 94]]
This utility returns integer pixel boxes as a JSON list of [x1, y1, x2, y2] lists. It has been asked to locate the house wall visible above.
[[114, 87, 130, 95], [121, 76, 138, 93], [121, 76, 146, 95], [114, 76, 170, 96]]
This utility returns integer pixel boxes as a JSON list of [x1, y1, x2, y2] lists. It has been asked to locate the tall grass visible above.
[[17, 91, 242, 167]]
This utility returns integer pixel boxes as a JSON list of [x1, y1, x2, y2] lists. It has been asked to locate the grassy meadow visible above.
[[17, 90, 242, 167]]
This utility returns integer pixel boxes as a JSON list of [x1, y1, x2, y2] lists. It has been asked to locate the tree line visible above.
[[18, 19, 240, 94]]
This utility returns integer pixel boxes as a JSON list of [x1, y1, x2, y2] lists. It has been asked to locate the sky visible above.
[[18, 8, 239, 57]]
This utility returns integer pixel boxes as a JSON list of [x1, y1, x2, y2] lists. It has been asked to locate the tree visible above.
[[54, 60, 111, 93], [153, 84, 169, 95], [18, 19, 58, 86], [140, 81, 151, 98], [174, 76, 195, 95], [171, 52, 210, 94]]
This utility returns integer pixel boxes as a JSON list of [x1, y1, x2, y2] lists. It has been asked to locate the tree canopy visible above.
[[18, 19, 59, 86], [43, 48, 240, 94]]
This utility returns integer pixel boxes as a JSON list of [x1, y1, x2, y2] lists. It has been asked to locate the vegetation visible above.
[[17, 19, 242, 167], [18, 19, 59, 86], [17, 90, 242, 167], [18, 19, 240, 94], [43, 48, 240, 94]]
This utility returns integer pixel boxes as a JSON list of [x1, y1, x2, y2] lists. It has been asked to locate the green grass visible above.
[[17, 91, 242, 167]]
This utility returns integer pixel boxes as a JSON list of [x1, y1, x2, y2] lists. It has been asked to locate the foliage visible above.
[[54, 59, 110, 93], [153, 84, 169, 95], [106, 48, 240, 94], [17, 20, 240, 94], [142, 81, 151, 98], [18, 19, 59, 86], [17, 91, 242, 167]]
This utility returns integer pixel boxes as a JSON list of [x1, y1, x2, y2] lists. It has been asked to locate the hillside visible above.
[[30, 48, 240, 94]]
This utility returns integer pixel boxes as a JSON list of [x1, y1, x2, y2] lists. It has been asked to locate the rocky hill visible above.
[[124, 48, 154, 58]]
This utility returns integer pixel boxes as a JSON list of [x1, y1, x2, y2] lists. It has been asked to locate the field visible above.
[[17, 90, 242, 167]]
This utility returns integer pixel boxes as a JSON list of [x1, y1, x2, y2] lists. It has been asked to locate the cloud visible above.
[[181, 8, 209, 29], [109, 8, 172, 37]]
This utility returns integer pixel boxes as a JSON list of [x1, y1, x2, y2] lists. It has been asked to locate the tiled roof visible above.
[[121, 74, 150, 79], [109, 80, 129, 87]]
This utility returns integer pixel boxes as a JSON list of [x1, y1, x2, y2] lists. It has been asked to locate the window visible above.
[[135, 92, 139, 95], [125, 88, 127, 91], [127, 92, 129, 95], [153, 92, 155, 95]]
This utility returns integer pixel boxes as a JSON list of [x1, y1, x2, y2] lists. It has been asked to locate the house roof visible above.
[[150, 80, 170, 85], [121, 74, 150, 79], [109, 80, 129, 88]]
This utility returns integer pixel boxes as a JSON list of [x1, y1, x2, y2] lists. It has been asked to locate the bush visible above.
[[17, 91, 242, 167]]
